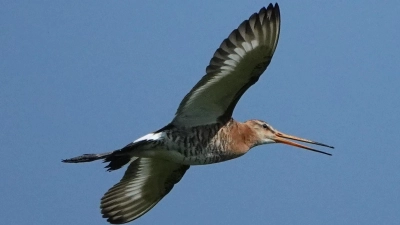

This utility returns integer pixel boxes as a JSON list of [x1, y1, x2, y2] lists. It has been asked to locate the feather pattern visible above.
[[101, 157, 189, 224], [172, 4, 280, 127]]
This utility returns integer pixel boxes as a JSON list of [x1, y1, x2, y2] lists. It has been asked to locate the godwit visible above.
[[63, 3, 333, 224]]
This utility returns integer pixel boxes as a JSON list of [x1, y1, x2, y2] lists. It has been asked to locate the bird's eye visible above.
[[262, 124, 268, 129]]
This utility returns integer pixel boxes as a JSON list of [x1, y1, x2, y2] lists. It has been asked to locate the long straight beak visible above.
[[273, 131, 334, 156]]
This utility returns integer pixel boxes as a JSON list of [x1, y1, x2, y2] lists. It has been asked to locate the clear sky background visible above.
[[1, 1, 399, 225]]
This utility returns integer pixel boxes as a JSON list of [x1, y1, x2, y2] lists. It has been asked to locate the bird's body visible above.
[[131, 120, 249, 165], [63, 3, 334, 224], [109, 119, 260, 166]]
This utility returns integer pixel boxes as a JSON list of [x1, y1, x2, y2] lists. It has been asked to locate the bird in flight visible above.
[[63, 3, 333, 224]]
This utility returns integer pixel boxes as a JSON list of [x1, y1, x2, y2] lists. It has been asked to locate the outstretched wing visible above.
[[172, 3, 280, 127], [101, 157, 189, 224]]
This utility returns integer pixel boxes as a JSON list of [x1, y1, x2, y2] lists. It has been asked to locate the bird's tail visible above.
[[62, 151, 114, 163], [62, 150, 132, 171], [62, 140, 149, 171]]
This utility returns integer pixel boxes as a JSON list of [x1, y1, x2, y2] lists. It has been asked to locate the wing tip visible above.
[[172, 3, 282, 127]]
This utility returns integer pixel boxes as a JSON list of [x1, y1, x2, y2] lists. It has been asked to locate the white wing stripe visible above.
[[233, 47, 246, 58], [227, 53, 242, 62], [242, 42, 253, 52], [133, 132, 163, 143], [225, 59, 238, 67]]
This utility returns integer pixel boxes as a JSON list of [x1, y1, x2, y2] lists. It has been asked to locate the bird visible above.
[[63, 3, 333, 224]]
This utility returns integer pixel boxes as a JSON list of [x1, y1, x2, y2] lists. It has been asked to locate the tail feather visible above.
[[62, 151, 114, 163], [62, 150, 132, 171], [62, 140, 149, 171], [103, 154, 132, 171]]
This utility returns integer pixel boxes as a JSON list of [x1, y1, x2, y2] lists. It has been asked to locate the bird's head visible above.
[[245, 120, 334, 155]]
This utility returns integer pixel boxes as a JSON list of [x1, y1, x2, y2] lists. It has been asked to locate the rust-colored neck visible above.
[[222, 120, 258, 155]]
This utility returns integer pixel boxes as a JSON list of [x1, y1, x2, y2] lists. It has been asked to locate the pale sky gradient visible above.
[[1, 1, 400, 224]]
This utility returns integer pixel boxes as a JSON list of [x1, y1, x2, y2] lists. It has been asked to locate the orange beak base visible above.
[[273, 132, 334, 156]]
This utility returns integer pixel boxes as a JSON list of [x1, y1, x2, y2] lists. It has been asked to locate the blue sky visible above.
[[1, 1, 400, 224]]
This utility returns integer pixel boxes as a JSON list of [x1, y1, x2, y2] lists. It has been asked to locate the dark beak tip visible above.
[[314, 141, 334, 149]]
